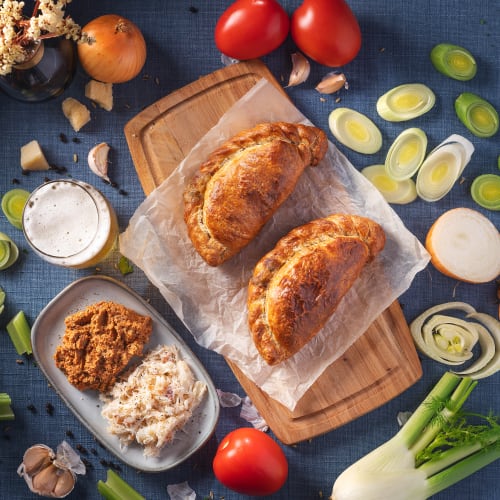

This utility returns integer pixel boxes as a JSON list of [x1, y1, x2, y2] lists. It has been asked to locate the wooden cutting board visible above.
[[124, 59, 422, 445]]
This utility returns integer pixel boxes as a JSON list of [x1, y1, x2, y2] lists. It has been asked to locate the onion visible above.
[[425, 207, 500, 283], [78, 14, 147, 83]]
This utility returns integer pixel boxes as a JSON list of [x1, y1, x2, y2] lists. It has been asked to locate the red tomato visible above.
[[214, 0, 290, 60], [291, 0, 362, 67], [212, 428, 288, 496]]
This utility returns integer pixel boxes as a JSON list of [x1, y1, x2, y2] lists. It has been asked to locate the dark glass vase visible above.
[[0, 37, 76, 103]]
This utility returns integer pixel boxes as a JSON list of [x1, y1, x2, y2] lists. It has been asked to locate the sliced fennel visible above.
[[361, 164, 417, 204], [385, 128, 427, 180], [331, 372, 500, 500], [376, 83, 435, 122], [430, 43, 477, 81], [328, 108, 382, 154], [416, 134, 474, 202], [471, 174, 500, 211], [455, 92, 499, 138], [410, 302, 499, 378]]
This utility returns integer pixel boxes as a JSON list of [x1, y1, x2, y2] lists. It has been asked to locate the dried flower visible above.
[[0, 0, 82, 75]]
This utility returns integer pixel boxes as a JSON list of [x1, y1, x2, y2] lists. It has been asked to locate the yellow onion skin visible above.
[[78, 14, 147, 83]]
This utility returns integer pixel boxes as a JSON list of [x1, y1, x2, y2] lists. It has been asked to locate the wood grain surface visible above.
[[124, 59, 422, 445]]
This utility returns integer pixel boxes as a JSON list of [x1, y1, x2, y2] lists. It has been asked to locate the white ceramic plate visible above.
[[31, 275, 220, 472]]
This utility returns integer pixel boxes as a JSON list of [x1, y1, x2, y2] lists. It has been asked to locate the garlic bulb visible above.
[[88, 142, 111, 182], [18, 441, 85, 498]]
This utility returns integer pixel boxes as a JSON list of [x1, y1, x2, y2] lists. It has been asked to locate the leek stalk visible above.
[[331, 372, 500, 500]]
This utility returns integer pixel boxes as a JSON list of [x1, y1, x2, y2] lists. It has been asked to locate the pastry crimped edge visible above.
[[183, 122, 328, 266], [247, 214, 386, 365]]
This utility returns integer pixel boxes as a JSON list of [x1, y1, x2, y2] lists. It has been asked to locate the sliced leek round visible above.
[[0, 231, 19, 270], [471, 174, 500, 211], [416, 134, 474, 202], [328, 108, 382, 154], [1, 188, 30, 229], [455, 92, 499, 138], [361, 164, 417, 204], [385, 128, 427, 181], [430, 43, 477, 81], [376, 83, 435, 122]]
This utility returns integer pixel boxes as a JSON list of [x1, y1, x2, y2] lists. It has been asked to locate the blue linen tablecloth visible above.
[[0, 1, 499, 499]]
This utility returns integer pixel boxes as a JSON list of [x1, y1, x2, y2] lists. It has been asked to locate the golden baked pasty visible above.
[[247, 214, 386, 365], [183, 122, 328, 266]]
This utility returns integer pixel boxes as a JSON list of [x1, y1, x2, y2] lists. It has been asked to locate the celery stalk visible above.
[[6, 310, 32, 355], [0, 393, 15, 420], [97, 469, 145, 500]]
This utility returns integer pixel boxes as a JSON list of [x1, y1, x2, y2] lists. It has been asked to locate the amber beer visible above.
[[22, 179, 118, 268]]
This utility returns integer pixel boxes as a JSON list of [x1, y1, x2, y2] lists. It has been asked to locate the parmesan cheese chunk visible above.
[[20, 140, 50, 171], [62, 97, 91, 132], [85, 80, 113, 111]]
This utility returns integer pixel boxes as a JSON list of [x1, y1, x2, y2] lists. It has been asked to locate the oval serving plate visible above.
[[31, 275, 220, 473]]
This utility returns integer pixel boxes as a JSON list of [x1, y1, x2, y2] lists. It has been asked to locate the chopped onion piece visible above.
[[328, 108, 382, 154], [361, 164, 417, 204], [425, 208, 500, 283], [430, 43, 477, 81], [385, 128, 427, 180], [455, 92, 499, 138], [416, 134, 474, 202], [376, 83, 435, 122], [471, 174, 500, 211]]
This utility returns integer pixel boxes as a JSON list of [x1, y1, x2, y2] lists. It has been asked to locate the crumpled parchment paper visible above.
[[120, 78, 430, 411]]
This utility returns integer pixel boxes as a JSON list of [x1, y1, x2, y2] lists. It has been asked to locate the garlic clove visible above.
[[53, 469, 76, 498], [286, 52, 311, 88], [315, 72, 349, 94], [88, 142, 111, 182], [21, 444, 55, 476], [31, 463, 62, 496]]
